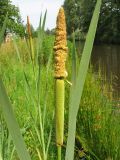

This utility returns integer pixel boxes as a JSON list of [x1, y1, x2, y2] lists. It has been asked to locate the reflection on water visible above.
[[76, 42, 120, 97], [92, 45, 120, 98]]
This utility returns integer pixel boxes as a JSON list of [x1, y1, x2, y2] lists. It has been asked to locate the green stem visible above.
[[29, 37, 34, 64], [55, 79, 64, 159], [57, 145, 61, 160]]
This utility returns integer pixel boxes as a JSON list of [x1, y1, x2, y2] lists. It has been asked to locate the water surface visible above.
[[76, 42, 120, 98]]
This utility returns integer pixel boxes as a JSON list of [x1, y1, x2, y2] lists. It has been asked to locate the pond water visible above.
[[76, 42, 120, 99]]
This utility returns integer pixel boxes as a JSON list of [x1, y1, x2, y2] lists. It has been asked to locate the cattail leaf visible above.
[[39, 13, 42, 29], [10, 147, 15, 160], [65, 0, 102, 160], [69, 31, 77, 109], [12, 36, 23, 65], [37, 10, 47, 57], [0, 78, 31, 160], [36, 13, 42, 57], [36, 11, 47, 103], [42, 10, 47, 31], [71, 31, 77, 86], [43, 49, 53, 128], [45, 119, 53, 158]]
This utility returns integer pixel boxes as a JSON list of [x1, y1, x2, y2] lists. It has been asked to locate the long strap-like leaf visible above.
[[65, 0, 102, 160], [0, 79, 31, 160]]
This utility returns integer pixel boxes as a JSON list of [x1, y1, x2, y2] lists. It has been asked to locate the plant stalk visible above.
[[55, 79, 64, 146], [57, 145, 61, 160], [54, 7, 68, 160], [27, 16, 35, 66]]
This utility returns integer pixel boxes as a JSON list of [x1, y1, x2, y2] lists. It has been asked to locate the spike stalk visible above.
[[54, 7, 68, 160], [27, 16, 35, 65]]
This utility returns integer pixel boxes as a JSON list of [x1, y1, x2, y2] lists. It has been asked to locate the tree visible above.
[[79, 0, 96, 32], [96, 0, 120, 43], [63, 0, 120, 43], [0, 0, 25, 37], [63, 0, 81, 34]]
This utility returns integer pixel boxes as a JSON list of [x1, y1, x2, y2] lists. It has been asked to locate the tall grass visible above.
[[0, 15, 31, 160], [0, 11, 54, 160], [13, 11, 54, 160]]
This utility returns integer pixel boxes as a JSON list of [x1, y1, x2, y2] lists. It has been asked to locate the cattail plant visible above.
[[27, 16, 35, 65], [54, 7, 68, 160]]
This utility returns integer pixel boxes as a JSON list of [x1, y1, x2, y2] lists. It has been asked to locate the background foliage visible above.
[[0, 0, 25, 37], [63, 0, 120, 43]]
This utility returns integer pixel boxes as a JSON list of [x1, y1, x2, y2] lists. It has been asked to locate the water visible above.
[[76, 42, 120, 98]]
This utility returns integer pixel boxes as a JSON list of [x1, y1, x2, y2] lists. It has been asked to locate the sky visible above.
[[11, 0, 64, 29]]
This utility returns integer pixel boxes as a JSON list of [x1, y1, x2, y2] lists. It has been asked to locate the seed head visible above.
[[54, 7, 68, 78], [27, 16, 32, 37]]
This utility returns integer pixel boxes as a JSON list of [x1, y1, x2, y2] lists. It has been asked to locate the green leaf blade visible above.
[[0, 79, 31, 160], [65, 0, 102, 160]]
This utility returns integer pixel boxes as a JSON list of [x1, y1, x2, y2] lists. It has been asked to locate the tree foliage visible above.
[[0, 0, 25, 37], [63, 0, 81, 34], [63, 0, 120, 43]]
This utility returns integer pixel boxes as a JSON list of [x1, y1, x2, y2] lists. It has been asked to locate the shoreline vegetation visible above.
[[68, 30, 120, 45], [0, 37, 119, 159]]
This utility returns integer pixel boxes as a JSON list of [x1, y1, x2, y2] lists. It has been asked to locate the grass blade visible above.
[[65, 0, 102, 160], [0, 78, 31, 160]]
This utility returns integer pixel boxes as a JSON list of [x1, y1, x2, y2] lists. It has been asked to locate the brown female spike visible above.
[[54, 7, 68, 79]]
